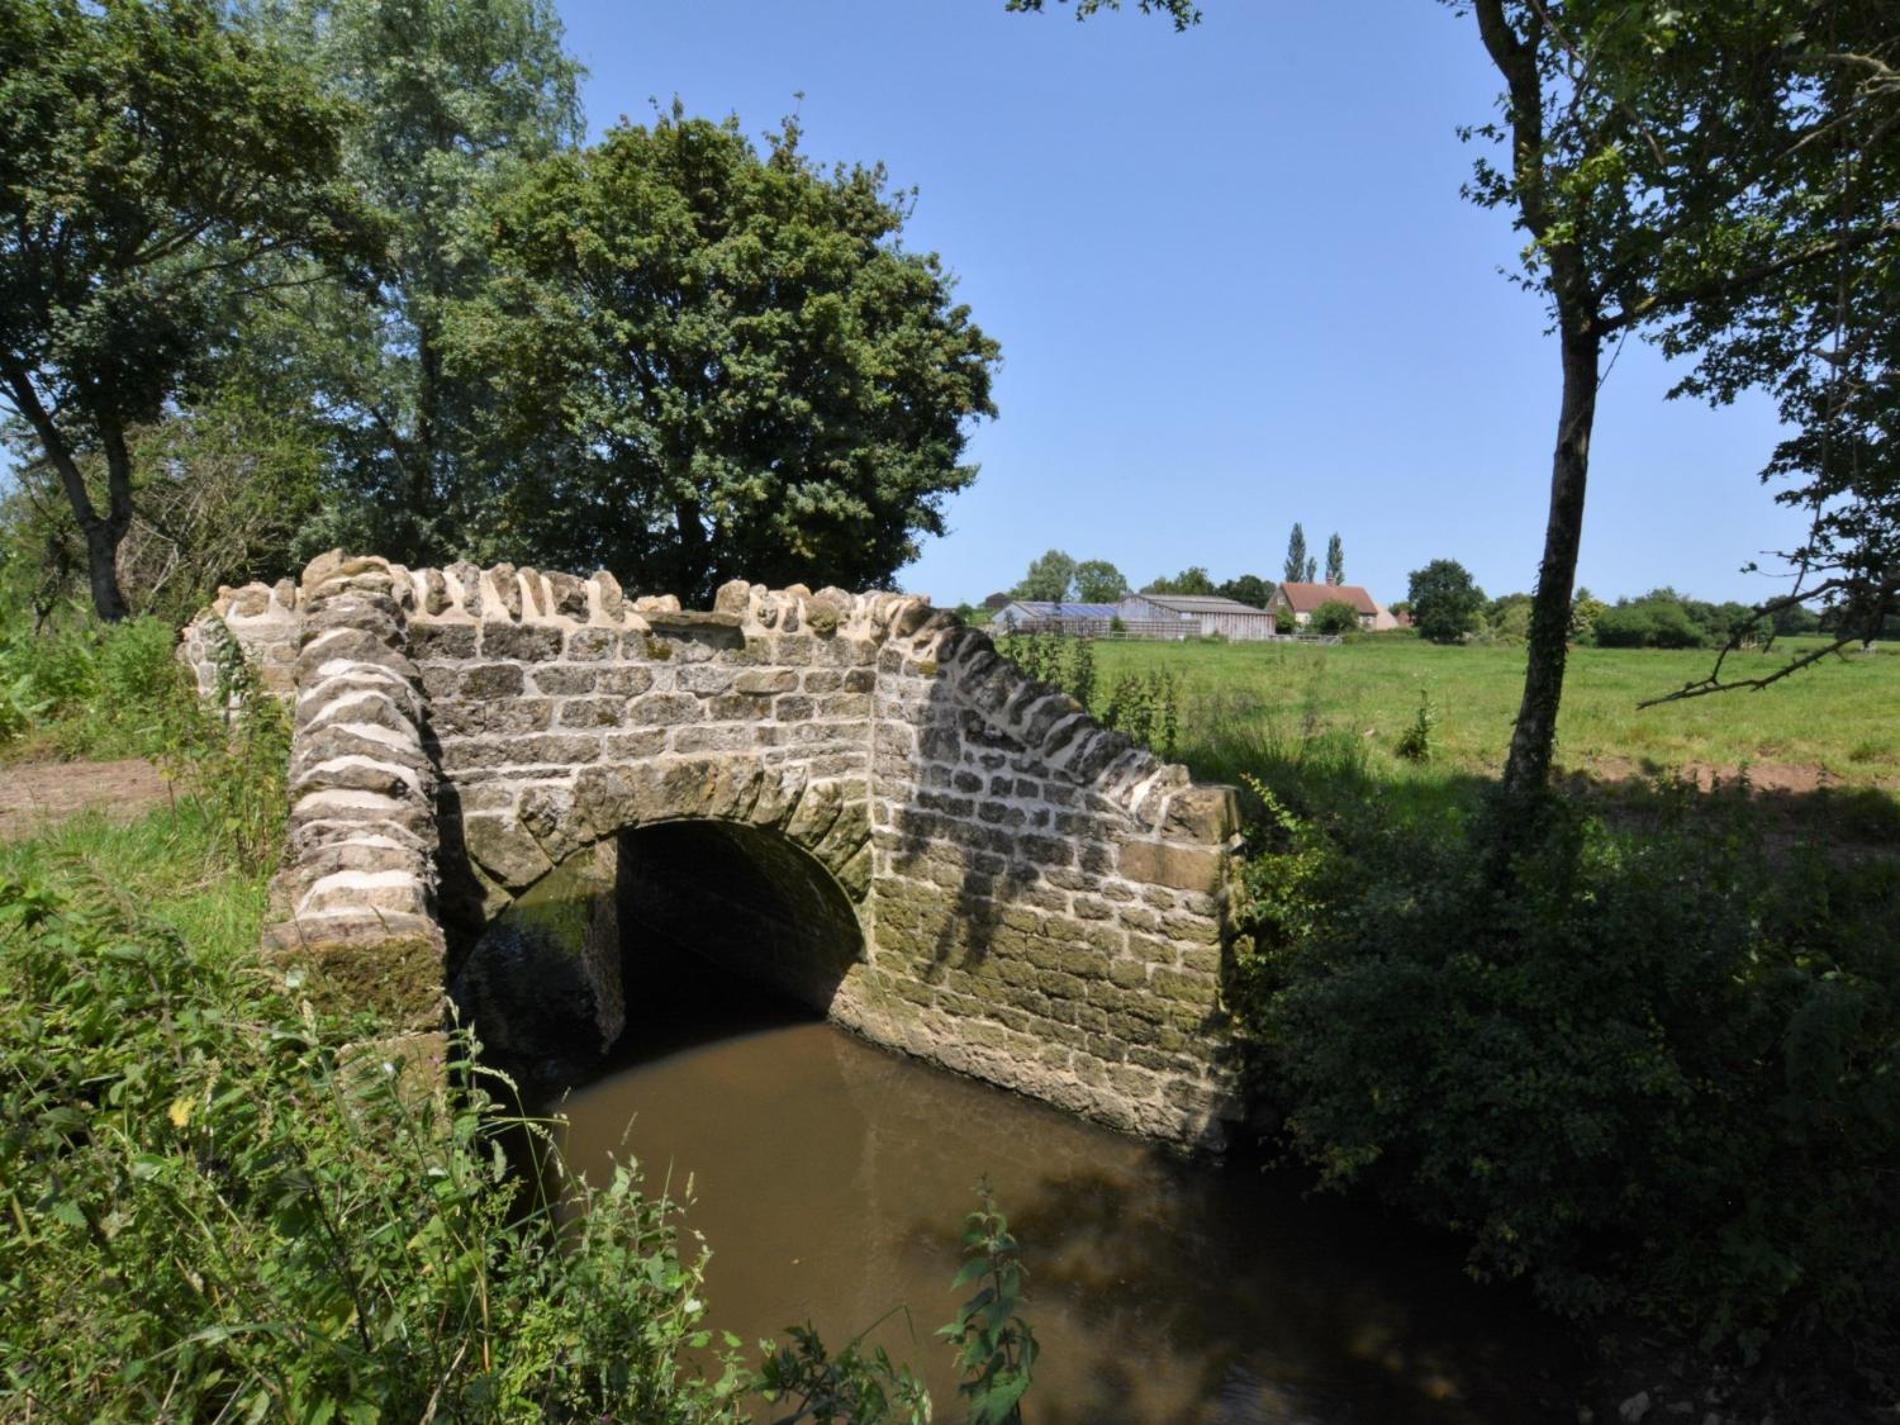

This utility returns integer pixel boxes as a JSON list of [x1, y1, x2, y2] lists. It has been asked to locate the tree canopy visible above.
[[1142, 566, 1216, 596], [1282, 524, 1310, 586], [1011, 549, 1078, 602], [445, 111, 1000, 601], [1408, 558, 1486, 643], [1072, 559, 1130, 602], [0, 0, 376, 617], [1217, 573, 1273, 608], [235, 0, 585, 569]]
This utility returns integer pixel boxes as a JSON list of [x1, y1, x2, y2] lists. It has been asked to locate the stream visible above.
[[547, 963, 1582, 1424]]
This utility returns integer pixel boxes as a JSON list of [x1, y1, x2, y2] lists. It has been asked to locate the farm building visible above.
[[1118, 593, 1279, 640], [990, 600, 1125, 635], [1266, 581, 1399, 631]]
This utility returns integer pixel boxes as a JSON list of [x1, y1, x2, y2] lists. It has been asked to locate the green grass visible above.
[[0, 799, 269, 954], [1094, 635, 1900, 793]]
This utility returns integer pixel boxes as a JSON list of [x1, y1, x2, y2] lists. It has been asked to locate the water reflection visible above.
[[549, 979, 1579, 1424]]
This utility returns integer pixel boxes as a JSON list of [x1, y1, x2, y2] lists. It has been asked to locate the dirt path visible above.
[[0, 758, 173, 842]]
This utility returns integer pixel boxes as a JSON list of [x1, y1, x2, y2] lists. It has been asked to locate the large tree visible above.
[[0, 0, 374, 618], [1646, 15, 1900, 698], [1324, 531, 1345, 585], [1218, 572, 1273, 608], [232, 0, 583, 567], [1451, 0, 1900, 797], [1409, 558, 1485, 643], [1143, 565, 1216, 595], [447, 111, 1000, 600]]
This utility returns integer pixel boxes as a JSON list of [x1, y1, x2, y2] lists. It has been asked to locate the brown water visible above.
[[548, 974, 1582, 1424]]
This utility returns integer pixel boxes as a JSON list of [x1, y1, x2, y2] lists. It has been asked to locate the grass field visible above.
[[1091, 635, 1900, 796]]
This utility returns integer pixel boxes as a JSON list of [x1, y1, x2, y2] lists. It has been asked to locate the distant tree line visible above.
[[1405, 557, 1854, 649], [998, 550, 1277, 609], [996, 523, 1361, 614]]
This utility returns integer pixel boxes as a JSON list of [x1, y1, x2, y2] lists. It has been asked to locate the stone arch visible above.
[[452, 754, 873, 921]]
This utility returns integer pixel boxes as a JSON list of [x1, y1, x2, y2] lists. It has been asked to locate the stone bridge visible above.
[[189, 553, 1245, 1146]]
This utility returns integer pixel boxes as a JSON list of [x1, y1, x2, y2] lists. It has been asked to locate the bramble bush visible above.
[[1230, 778, 1900, 1370]]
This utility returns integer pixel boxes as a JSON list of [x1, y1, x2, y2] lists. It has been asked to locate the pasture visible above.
[[1092, 635, 1900, 797]]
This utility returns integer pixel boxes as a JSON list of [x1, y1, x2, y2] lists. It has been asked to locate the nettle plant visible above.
[[937, 1184, 1039, 1425]]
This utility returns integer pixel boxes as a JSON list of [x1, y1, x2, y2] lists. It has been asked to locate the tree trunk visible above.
[[1501, 320, 1600, 798], [80, 520, 130, 621], [2, 365, 131, 620]]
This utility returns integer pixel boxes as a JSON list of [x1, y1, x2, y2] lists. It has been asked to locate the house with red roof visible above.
[[1267, 581, 1399, 632]]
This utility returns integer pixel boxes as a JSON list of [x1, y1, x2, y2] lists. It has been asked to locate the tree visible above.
[[232, 0, 583, 568], [1451, 0, 1900, 797], [1282, 523, 1310, 586], [1218, 573, 1273, 608], [1006, 0, 1198, 25], [1642, 12, 1900, 701], [447, 110, 1001, 602], [1408, 559, 1485, 643], [3, 394, 325, 624], [1324, 532, 1345, 585], [1072, 559, 1129, 602], [0, 0, 375, 618], [1309, 600, 1360, 635], [1142, 566, 1215, 595], [1011, 550, 1077, 602], [1568, 586, 1607, 641]]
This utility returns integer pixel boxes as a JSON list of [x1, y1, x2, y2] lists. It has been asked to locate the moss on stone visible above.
[[266, 933, 445, 1031]]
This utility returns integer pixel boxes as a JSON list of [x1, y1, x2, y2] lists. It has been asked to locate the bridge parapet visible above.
[[191, 553, 1245, 1146]]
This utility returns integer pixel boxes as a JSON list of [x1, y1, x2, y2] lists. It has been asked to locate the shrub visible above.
[[995, 632, 1094, 711], [1229, 788, 1900, 1362], [1592, 598, 1710, 650], [1307, 600, 1360, 636], [1590, 602, 1657, 647], [0, 611, 187, 760], [1394, 691, 1435, 761], [1097, 669, 1180, 760]]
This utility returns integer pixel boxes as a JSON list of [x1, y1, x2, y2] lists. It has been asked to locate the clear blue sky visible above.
[[558, 0, 1808, 609]]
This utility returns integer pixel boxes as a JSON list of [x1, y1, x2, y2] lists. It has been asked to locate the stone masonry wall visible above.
[[191, 553, 1245, 1147]]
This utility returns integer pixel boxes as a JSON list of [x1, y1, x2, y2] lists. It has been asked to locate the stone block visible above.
[[481, 622, 564, 661], [1161, 785, 1240, 844], [596, 665, 655, 697], [410, 622, 479, 660], [604, 728, 668, 760], [558, 697, 626, 728], [628, 692, 704, 726], [534, 666, 599, 695], [459, 663, 525, 699], [1117, 840, 1222, 893], [736, 668, 798, 695]]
